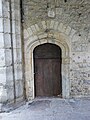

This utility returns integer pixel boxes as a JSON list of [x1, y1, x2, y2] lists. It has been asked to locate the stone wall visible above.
[[23, 0, 90, 98], [0, 0, 90, 111], [0, 0, 7, 104], [0, 0, 24, 111]]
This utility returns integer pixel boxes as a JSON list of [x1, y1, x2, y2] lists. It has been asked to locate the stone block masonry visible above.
[[0, 0, 24, 112], [0, 0, 90, 112], [23, 0, 90, 99]]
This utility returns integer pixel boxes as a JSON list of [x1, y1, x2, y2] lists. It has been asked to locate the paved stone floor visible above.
[[0, 98, 90, 120]]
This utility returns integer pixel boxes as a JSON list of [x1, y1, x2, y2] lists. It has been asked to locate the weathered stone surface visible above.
[[5, 49, 12, 66], [0, 0, 3, 17], [0, 18, 3, 32], [23, 0, 90, 98], [0, 0, 90, 110], [0, 67, 6, 84], [48, 9, 55, 18], [0, 0, 24, 108], [15, 80, 24, 98], [3, 18, 10, 33], [4, 33, 11, 48], [0, 86, 7, 103]]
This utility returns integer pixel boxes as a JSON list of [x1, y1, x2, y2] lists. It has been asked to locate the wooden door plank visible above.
[[34, 43, 62, 97]]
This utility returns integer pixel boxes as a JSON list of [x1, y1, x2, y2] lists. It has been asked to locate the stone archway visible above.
[[25, 37, 70, 100]]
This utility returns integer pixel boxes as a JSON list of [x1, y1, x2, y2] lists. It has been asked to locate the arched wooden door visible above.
[[33, 43, 62, 97]]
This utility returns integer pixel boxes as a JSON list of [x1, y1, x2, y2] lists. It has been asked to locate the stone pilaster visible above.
[[0, 0, 8, 105], [11, 0, 24, 102], [0, 0, 24, 111]]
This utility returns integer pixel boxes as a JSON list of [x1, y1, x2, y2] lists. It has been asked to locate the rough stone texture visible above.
[[23, 0, 90, 98], [0, 0, 90, 111], [0, 0, 24, 109]]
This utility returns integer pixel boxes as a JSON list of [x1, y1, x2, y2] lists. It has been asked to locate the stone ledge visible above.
[[0, 98, 26, 112], [0, 103, 3, 112]]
